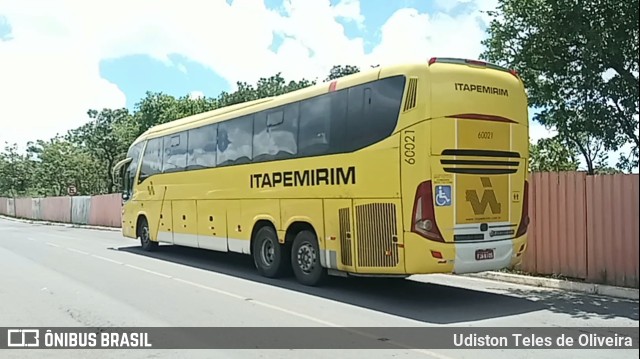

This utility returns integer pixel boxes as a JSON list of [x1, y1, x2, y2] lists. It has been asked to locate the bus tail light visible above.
[[515, 180, 530, 237], [411, 181, 444, 242]]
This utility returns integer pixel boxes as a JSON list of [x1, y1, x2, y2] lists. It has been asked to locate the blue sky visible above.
[[97, 0, 464, 110]]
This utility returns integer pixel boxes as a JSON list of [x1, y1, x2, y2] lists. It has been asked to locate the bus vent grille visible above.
[[355, 203, 399, 267], [338, 207, 353, 266], [440, 149, 521, 175], [403, 78, 418, 112]]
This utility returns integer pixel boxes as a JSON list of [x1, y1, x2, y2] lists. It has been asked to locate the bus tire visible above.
[[252, 226, 287, 278], [291, 230, 327, 286], [138, 217, 158, 252]]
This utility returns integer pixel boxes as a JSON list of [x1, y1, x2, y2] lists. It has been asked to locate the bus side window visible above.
[[328, 90, 347, 154], [346, 85, 366, 151], [299, 95, 332, 157], [187, 124, 217, 170], [125, 142, 143, 189], [139, 137, 163, 182], [345, 76, 406, 152], [253, 104, 299, 163], [162, 132, 187, 173], [217, 115, 253, 167]]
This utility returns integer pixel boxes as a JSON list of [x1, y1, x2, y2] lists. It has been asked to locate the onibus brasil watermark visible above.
[[7, 329, 151, 348], [3, 327, 637, 349]]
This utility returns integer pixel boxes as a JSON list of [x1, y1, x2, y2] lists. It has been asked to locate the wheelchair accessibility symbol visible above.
[[435, 185, 452, 207]]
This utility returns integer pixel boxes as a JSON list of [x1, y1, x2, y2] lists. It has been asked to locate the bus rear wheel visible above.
[[138, 217, 158, 252], [291, 230, 327, 286], [252, 226, 288, 278]]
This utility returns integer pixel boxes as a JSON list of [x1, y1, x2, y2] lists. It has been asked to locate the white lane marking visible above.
[[26, 237, 35, 241], [124, 264, 172, 279], [172, 278, 246, 300], [170, 278, 453, 359], [67, 248, 89, 255], [90, 254, 123, 265], [45, 242, 60, 248]]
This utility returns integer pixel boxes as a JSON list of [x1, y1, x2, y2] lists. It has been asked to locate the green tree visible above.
[[325, 65, 361, 81], [0, 142, 34, 197], [26, 137, 101, 196], [66, 108, 134, 193], [481, 0, 639, 174], [217, 73, 316, 107], [132, 92, 216, 135], [529, 136, 580, 172]]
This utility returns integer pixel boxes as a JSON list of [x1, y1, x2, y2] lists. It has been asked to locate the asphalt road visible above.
[[1, 217, 638, 359]]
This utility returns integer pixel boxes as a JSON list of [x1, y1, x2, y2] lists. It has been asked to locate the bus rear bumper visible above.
[[452, 240, 515, 274], [403, 232, 527, 275]]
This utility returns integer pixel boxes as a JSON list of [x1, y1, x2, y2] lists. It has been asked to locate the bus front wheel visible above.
[[291, 230, 327, 286], [138, 217, 158, 252], [252, 226, 288, 278]]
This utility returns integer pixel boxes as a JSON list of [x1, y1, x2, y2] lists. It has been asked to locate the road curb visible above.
[[466, 271, 639, 300], [0, 215, 121, 232]]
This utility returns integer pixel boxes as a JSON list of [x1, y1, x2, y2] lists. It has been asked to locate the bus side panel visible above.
[[172, 200, 198, 247], [323, 199, 354, 271], [399, 120, 431, 232], [404, 232, 455, 274], [353, 198, 405, 274], [121, 201, 138, 238], [227, 201, 250, 254], [242, 198, 282, 241], [280, 199, 325, 261], [157, 201, 174, 244], [140, 201, 162, 243], [197, 200, 228, 252]]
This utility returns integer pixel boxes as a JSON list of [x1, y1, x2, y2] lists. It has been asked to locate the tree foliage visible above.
[[529, 136, 579, 172], [481, 0, 639, 174], [325, 65, 361, 81]]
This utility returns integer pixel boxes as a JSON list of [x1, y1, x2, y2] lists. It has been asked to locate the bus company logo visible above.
[[465, 177, 502, 215], [454, 83, 509, 97], [7, 329, 40, 347], [250, 166, 356, 188]]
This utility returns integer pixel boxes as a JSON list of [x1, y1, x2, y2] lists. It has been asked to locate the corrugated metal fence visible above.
[[0, 173, 638, 288], [518, 172, 639, 288]]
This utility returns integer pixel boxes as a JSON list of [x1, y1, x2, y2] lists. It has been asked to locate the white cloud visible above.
[[0, 6, 126, 150], [0, 0, 523, 149], [365, 8, 489, 66]]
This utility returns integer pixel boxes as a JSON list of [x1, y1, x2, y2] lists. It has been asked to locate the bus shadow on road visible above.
[[499, 287, 638, 322], [117, 244, 547, 324]]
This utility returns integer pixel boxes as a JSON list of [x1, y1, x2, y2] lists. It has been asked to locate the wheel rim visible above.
[[260, 238, 275, 266], [141, 226, 150, 244], [296, 242, 316, 274]]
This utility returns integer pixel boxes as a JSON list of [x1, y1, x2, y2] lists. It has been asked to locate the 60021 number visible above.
[[404, 130, 416, 165]]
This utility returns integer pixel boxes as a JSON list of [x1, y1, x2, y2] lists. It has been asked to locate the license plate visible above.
[[475, 249, 494, 261]]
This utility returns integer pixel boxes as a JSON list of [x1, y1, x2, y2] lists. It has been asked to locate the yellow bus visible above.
[[113, 58, 530, 286]]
